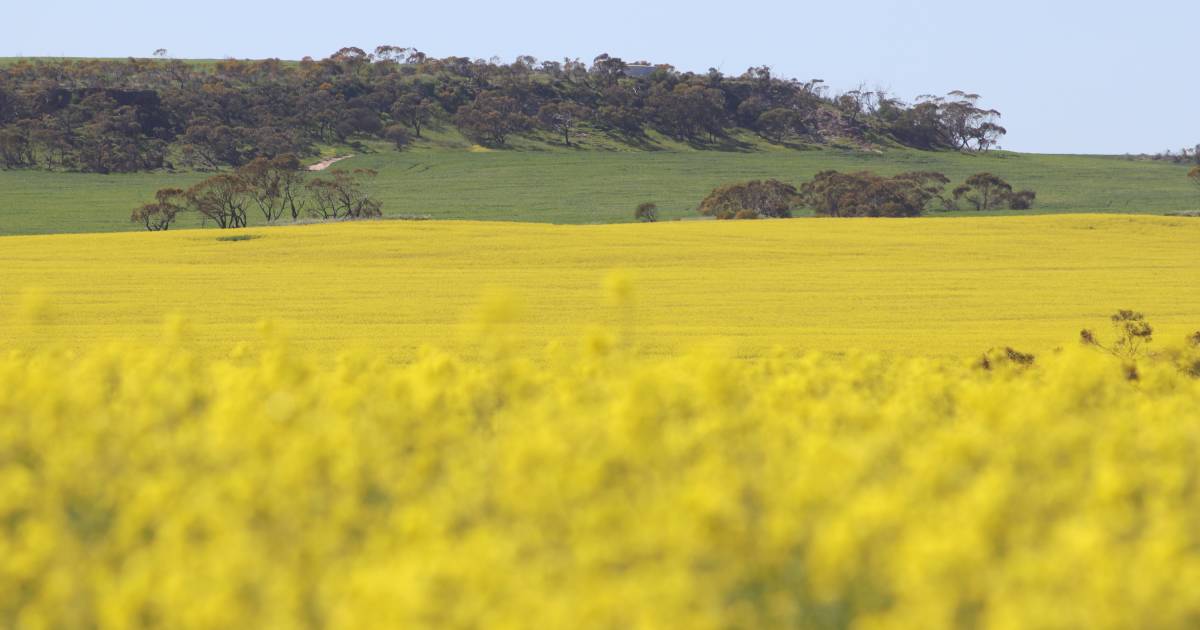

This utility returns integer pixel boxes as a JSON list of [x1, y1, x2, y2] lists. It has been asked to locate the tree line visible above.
[[689, 171, 1035, 220], [0, 47, 1007, 172], [131, 156, 380, 230]]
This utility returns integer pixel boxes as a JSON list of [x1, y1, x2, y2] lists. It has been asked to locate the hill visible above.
[[3, 214, 1198, 358], [0, 50, 1007, 177]]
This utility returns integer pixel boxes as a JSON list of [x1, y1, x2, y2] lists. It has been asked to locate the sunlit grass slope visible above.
[[2, 214, 1197, 359]]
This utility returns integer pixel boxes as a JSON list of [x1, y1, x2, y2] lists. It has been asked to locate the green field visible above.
[[1, 129, 1197, 235]]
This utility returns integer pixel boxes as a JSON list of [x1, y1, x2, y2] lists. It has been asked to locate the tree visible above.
[[647, 83, 727, 142], [939, 91, 1006, 152], [887, 100, 945, 150], [390, 94, 437, 138], [237, 155, 306, 223], [187, 173, 249, 228], [952, 173, 1013, 211], [537, 101, 589, 146], [594, 85, 642, 135], [131, 188, 186, 231], [306, 169, 382, 220], [384, 124, 412, 150], [698, 180, 799, 220], [0, 124, 35, 168], [454, 93, 532, 146], [180, 122, 244, 170], [757, 108, 805, 143], [799, 170, 949, 217], [635, 202, 658, 223], [589, 54, 628, 87]]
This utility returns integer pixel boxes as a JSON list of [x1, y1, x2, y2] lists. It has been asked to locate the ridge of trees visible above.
[[1, 47, 1008, 172]]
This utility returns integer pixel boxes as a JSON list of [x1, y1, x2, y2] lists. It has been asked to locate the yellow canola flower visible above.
[[0, 214, 1197, 359], [1, 331, 1199, 629]]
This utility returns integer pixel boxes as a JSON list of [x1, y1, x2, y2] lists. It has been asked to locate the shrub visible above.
[[733, 209, 760, 220], [698, 179, 799, 219], [635, 202, 658, 223], [1008, 189, 1037, 210], [799, 170, 949, 217]]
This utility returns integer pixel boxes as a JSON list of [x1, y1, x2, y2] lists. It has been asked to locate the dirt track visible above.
[[307, 155, 353, 171]]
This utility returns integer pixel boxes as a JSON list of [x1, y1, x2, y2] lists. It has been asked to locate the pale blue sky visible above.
[[5, 0, 1197, 154]]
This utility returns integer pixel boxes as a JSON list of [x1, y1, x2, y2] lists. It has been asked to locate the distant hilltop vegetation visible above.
[[0, 46, 1007, 173]]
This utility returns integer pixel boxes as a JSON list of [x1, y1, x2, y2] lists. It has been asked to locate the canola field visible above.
[[0, 214, 1198, 358], [3, 333, 1200, 628], [3, 214, 1200, 629]]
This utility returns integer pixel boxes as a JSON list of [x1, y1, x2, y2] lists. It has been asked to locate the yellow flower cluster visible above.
[[2, 328, 1200, 629]]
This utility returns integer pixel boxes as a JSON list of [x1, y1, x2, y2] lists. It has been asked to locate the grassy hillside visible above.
[[2, 214, 1197, 360], [0, 131, 1196, 235]]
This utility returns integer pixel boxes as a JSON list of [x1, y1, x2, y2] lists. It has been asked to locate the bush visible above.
[[635, 202, 658, 223], [698, 179, 799, 219], [1008, 189, 1037, 210], [799, 170, 949, 217], [733, 209, 760, 220]]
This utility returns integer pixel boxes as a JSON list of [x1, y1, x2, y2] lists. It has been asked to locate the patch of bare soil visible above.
[[307, 155, 353, 171]]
